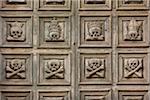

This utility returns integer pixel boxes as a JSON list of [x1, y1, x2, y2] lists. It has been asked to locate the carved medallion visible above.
[[7, 21, 25, 41], [45, 18, 64, 42], [85, 58, 105, 78], [86, 21, 105, 41], [123, 18, 143, 41], [5, 59, 26, 79], [45, 59, 64, 79], [124, 58, 143, 78], [85, 0, 105, 4]]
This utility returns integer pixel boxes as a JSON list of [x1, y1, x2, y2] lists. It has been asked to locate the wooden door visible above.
[[0, 0, 149, 100]]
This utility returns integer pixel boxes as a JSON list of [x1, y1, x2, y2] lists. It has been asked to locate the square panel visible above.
[[79, 15, 111, 47], [117, 51, 149, 84], [118, 89, 148, 100], [0, 53, 32, 85], [0, 90, 32, 100], [0, 15, 33, 47], [38, 53, 71, 85], [0, 0, 32, 10], [38, 90, 70, 100], [116, 0, 149, 10], [80, 89, 111, 100], [38, 15, 71, 48], [79, 0, 111, 10], [78, 50, 112, 84], [38, 0, 71, 10], [117, 15, 149, 47]]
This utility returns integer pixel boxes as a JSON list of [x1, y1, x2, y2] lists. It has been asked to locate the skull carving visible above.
[[47, 60, 61, 72], [127, 59, 139, 71], [8, 59, 23, 71], [124, 18, 143, 41], [7, 21, 25, 41], [47, 18, 62, 41], [88, 59, 102, 70], [10, 22, 23, 39], [86, 21, 104, 41]]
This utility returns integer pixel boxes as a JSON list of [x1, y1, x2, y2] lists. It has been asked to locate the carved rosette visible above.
[[86, 21, 105, 41], [85, 0, 105, 4], [85, 58, 105, 78], [123, 19, 143, 41], [5, 59, 26, 79], [45, 18, 64, 42], [7, 21, 25, 41], [45, 59, 64, 79], [124, 58, 143, 78]]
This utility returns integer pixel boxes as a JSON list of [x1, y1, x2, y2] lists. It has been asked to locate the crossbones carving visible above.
[[5, 59, 26, 79], [45, 60, 64, 79], [86, 59, 105, 78], [124, 58, 143, 78]]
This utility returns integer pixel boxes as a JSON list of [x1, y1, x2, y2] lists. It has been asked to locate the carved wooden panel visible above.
[[118, 88, 149, 100], [38, 90, 70, 100], [38, 15, 71, 48], [79, 15, 111, 47], [38, 53, 71, 85], [117, 51, 149, 84], [117, 15, 149, 47], [80, 89, 111, 100], [38, 0, 71, 10], [0, 90, 32, 100], [117, 0, 149, 10], [0, 53, 32, 85], [0, 0, 32, 10], [0, 15, 33, 47], [78, 50, 112, 84], [79, 0, 111, 10], [0, 0, 150, 100]]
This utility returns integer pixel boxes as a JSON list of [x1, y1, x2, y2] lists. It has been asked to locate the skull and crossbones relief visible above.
[[45, 59, 64, 79], [85, 58, 105, 78], [124, 58, 143, 78], [5, 59, 26, 79]]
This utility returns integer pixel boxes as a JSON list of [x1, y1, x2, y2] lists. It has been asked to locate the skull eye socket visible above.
[[12, 31, 16, 34], [17, 31, 20, 34]]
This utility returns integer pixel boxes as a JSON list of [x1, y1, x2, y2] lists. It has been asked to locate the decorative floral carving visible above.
[[46, 0, 65, 5], [85, 0, 105, 4], [86, 21, 104, 41], [5, 59, 26, 79], [45, 18, 64, 42], [45, 59, 64, 79], [124, 18, 143, 41], [7, 21, 25, 41], [124, 58, 143, 78], [85, 58, 105, 78]]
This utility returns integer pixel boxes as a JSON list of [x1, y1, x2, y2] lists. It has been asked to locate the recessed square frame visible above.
[[116, 13, 149, 47], [78, 13, 112, 48], [117, 50, 149, 85], [38, 14, 71, 48], [37, 52, 71, 85], [0, 0, 33, 10], [78, 49, 112, 85], [0, 14, 33, 47], [0, 52, 33, 85]]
